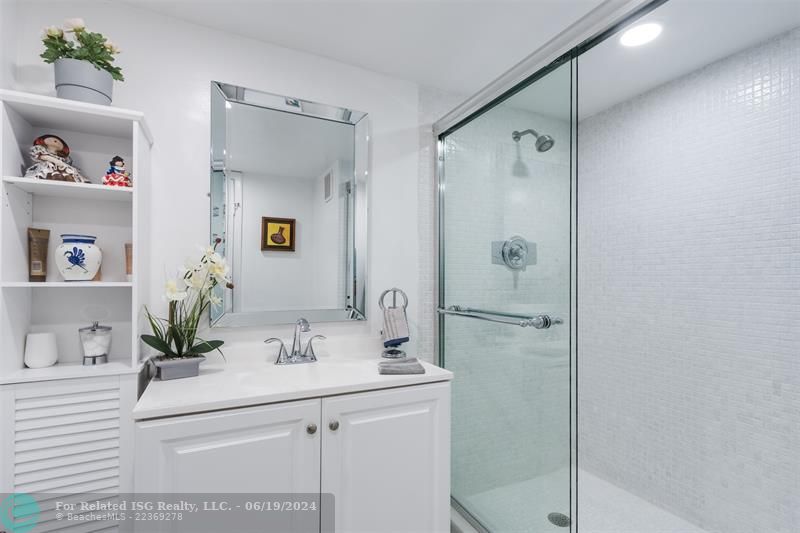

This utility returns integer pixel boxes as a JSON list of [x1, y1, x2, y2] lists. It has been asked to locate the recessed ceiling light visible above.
[[620, 23, 662, 47]]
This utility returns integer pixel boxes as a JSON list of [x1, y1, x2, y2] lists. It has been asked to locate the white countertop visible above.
[[133, 354, 452, 420]]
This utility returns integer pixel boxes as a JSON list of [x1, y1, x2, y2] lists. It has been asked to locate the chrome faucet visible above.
[[264, 318, 326, 365], [290, 318, 310, 358]]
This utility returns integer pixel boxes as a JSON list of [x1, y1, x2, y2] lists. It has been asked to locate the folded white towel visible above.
[[378, 357, 425, 375]]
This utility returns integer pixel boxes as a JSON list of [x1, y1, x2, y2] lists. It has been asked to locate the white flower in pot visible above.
[[40, 18, 124, 105], [142, 240, 234, 380]]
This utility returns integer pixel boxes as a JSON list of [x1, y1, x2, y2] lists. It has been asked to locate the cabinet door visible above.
[[135, 399, 320, 494], [321, 382, 450, 533], [0, 375, 134, 533]]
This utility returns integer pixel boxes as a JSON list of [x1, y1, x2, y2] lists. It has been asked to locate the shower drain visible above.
[[547, 512, 571, 528]]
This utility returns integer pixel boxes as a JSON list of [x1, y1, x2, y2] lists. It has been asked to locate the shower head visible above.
[[512, 128, 555, 152], [535, 134, 554, 152]]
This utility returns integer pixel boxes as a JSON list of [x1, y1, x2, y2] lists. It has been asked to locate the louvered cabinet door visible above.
[[0, 375, 136, 533]]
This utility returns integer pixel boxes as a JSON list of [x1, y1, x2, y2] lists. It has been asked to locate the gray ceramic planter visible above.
[[152, 355, 205, 380], [54, 58, 113, 105]]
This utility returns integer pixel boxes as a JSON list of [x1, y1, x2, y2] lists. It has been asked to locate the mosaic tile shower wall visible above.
[[578, 28, 800, 533]]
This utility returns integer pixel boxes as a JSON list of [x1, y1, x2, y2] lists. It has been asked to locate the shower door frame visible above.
[[433, 2, 673, 531]]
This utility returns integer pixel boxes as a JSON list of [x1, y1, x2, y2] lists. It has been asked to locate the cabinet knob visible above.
[[329, 420, 340, 431], [306, 423, 317, 435]]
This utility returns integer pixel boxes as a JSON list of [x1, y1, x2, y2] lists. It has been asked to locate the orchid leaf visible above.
[[141, 334, 175, 356], [190, 339, 224, 354], [144, 306, 166, 339], [171, 326, 185, 356]]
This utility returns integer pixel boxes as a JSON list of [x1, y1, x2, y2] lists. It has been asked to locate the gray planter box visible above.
[[152, 355, 206, 380], [54, 58, 113, 105]]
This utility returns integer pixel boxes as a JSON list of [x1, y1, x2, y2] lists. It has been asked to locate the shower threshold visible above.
[[450, 469, 708, 533]]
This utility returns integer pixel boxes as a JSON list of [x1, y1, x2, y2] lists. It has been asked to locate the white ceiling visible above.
[[506, 0, 800, 119], [123, 0, 605, 94], [227, 103, 353, 178], [579, 0, 800, 118], [127, 0, 799, 126]]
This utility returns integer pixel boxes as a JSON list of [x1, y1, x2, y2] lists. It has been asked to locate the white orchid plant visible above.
[[142, 240, 233, 359], [40, 18, 124, 81]]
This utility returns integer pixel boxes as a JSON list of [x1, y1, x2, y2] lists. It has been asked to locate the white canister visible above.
[[55, 234, 102, 281], [24, 332, 59, 368]]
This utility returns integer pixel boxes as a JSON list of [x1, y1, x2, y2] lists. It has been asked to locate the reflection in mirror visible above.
[[210, 82, 368, 327]]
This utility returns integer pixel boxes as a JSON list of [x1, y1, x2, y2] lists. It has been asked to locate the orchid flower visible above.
[[164, 279, 187, 302]]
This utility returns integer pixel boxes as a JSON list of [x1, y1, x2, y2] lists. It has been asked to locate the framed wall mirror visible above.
[[209, 81, 369, 327]]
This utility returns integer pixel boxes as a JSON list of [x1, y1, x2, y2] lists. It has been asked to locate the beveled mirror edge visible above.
[[212, 81, 368, 125], [209, 81, 369, 328]]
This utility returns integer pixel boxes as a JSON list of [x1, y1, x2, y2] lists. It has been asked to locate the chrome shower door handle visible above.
[[522, 315, 563, 329], [437, 306, 562, 329]]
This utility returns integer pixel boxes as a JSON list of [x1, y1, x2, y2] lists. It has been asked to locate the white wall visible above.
[[11, 1, 421, 354], [0, 0, 15, 89], [578, 28, 800, 533]]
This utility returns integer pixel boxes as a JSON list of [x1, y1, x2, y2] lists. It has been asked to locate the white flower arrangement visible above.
[[142, 240, 233, 359], [40, 17, 124, 81]]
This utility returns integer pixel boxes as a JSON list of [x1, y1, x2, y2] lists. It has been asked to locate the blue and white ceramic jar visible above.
[[55, 234, 102, 281]]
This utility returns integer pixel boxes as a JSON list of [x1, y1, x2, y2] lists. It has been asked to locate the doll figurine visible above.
[[102, 156, 132, 187], [24, 134, 89, 183]]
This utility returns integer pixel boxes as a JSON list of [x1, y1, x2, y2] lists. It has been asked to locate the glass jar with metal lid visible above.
[[79, 321, 111, 365]]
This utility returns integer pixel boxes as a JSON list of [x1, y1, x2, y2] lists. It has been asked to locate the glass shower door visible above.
[[439, 61, 573, 532]]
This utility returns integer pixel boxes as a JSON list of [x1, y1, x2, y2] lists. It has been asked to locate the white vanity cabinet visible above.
[[134, 381, 450, 533], [134, 399, 320, 494], [321, 383, 450, 533]]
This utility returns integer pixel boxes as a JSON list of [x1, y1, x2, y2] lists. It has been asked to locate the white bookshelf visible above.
[[0, 89, 152, 382]]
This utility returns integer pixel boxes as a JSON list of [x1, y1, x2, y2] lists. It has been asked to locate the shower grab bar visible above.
[[437, 305, 562, 329]]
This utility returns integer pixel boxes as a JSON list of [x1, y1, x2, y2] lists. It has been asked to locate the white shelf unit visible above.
[[0, 281, 133, 288], [0, 89, 152, 382], [3, 175, 134, 201]]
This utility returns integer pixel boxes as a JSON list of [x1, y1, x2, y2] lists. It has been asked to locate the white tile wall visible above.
[[578, 28, 800, 533], [417, 86, 467, 363]]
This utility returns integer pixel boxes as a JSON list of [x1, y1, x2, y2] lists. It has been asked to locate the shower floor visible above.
[[457, 469, 707, 533]]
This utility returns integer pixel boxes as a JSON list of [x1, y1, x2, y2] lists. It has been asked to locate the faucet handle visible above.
[[303, 335, 327, 359], [264, 338, 289, 364]]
